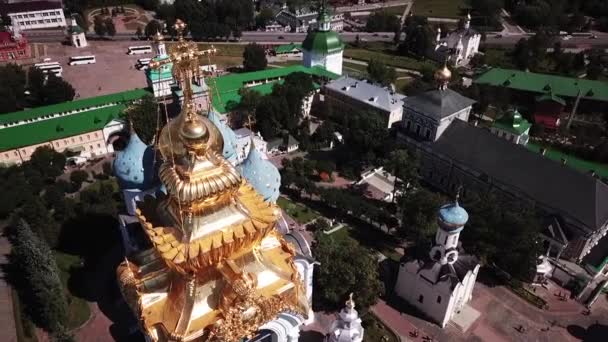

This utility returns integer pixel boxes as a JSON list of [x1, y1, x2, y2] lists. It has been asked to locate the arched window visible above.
[[418, 295, 424, 303], [437, 296, 442, 304]]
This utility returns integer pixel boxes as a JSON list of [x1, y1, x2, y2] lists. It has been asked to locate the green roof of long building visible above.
[[0, 104, 126, 152], [208, 65, 339, 113], [274, 43, 302, 54], [474, 68, 608, 102], [0, 88, 150, 126]]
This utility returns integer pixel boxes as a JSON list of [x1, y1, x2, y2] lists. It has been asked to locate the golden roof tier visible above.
[[117, 20, 308, 341]]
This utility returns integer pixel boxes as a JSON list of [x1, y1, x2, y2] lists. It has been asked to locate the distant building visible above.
[[431, 14, 480, 67], [490, 109, 531, 146], [302, 3, 344, 75], [273, 43, 302, 57], [267, 135, 299, 154], [0, 26, 30, 61], [534, 92, 566, 130], [146, 33, 175, 98], [68, 16, 87, 48], [0, 1, 66, 30], [275, 5, 343, 33], [356, 167, 400, 202], [394, 197, 480, 328], [0, 89, 150, 165], [324, 77, 406, 129]]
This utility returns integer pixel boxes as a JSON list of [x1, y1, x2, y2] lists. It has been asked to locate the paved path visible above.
[[0, 236, 17, 342]]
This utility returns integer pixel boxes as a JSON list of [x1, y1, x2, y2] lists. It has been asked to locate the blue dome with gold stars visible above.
[[438, 201, 469, 231], [208, 111, 238, 164], [239, 146, 281, 203], [113, 132, 158, 190]]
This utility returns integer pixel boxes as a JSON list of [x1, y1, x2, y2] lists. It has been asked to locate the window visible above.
[[38, 20, 44, 24], [418, 295, 424, 303], [51, 18, 57, 22], [14, 151, 18, 157], [405, 120, 411, 130], [79, 136, 83, 142], [29, 14, 35, 18], [437, 296, 442, 304], [94, 132, 99, 138], [71, 138, 75, 143], [444, 235, 448, 244], [45, 19, 51, 23], [97, 143, 101, 148], [415, 125, 421, 136], [86, 134, 90, 139], [42, 13, 48, 17], [17, 15, 22, 19], [425, 129, 431, 140], [89, 145, 93, 151]]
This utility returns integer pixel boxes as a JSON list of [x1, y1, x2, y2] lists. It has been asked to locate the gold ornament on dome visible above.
[[117, 19, 308, 342]]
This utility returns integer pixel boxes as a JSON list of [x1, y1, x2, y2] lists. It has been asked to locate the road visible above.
[[24, 29, 608, 49]]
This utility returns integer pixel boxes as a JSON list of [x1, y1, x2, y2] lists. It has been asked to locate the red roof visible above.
[[0, 32, 12, 44]]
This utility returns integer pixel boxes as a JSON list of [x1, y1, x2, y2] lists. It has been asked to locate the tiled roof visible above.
[[325, 77, 406, 113], [474, 68, 608, 102], [403, 88, 475, 120], [0, 104, 125, 152], [0, 88, 149, 126], [433, 120, 608, 231], [209, 65, 338, 113]]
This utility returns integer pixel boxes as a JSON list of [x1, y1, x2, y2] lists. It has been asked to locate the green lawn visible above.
[[527, 142, 608, 178], [362, 313, 399, 342], [344, 45, 436, 71], [54, 252, 91, 330], [277, 196, 320, 224], [483, 48, 515, 69], [324, 223, 402, 262], [412, 0, 468, 18]]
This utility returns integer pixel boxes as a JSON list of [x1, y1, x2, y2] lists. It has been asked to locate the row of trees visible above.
[[155, 0, 253, 40], [365, 10, 401, 33], [505, 0, 598, 31], [0, 65, 75, 115], [93, 16, 117, 37]]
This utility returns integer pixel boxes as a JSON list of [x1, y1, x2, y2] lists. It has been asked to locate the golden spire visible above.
[[120, 19, 308, 342]]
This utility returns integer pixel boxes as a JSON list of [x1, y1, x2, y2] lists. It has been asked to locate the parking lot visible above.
[[35, 41, 150, 98]]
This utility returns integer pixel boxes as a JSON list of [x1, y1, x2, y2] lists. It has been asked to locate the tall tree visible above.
[[122, 94, 160, 145], [9, 220, 68, 333], [243, 43, 267, 71], [399, 18, 434, 57], [41, 74, 75, 105], [93, 16, 107, 37], [145, 20, 163, 38], [312, 232, 384, 313], [367, 60, 397, 86], [0, 64, 26, 113], [105, 18, 116, 37]]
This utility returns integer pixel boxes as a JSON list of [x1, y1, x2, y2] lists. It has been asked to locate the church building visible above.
[[431, 13, 481, 67], [394, 196, 480, 328], [302, 2, 344, 76]]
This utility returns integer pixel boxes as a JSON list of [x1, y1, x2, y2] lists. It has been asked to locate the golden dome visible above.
[[157, 113, 223, 160], [434, 64, 452, 81], [180, 115, 208, 140]]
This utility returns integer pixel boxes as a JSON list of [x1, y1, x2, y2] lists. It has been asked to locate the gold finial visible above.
[[434, 59, 451, 89], [243, 114, 256, 130], [154, 30, 164, 42], [346, 292, 355, 309]]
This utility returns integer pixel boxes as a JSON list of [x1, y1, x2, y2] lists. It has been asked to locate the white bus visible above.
[[68, 55, 96, 65], [34, 62, 63, 77], [127, 45, 152, 55], [136, 58, 151, 70]]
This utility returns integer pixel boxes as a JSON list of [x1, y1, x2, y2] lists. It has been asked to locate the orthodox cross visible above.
[[149, 19, 216, 119], [243, 114, 256, 131]]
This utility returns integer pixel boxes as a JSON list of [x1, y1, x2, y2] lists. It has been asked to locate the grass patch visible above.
[[270, 60, 303, 67], [508, 279, 548, 309], [344, 44, 436, 71], [12, 290, 38, 342], [277, 196, 320, 224], [54, 252, 91, 330], [412, 0, 468, 18], [482, 48, 515, 69], [362, 313, 399, 342]]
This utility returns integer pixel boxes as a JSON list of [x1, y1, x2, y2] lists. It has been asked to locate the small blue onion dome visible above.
[[113, 132, 158, 190], [438, 201, 469, 230], [208, 111, 238, 164], [239, 146, 281, 203]]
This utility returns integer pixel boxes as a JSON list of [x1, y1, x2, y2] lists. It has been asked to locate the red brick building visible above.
[[0, 31, 30, 62]]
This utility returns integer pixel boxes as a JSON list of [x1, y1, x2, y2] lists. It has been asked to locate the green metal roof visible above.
[[526, 142, 608, 179], [536, 92, 567, 106], [493, 109, 532, 135], [274, 43, 302, 54], [70, 24, 85, 34], [0, 104, 125, 152], [474, 68, 608, 102], [302, 30, 344, 54], [208, 65, 339, 113], [0, 89, 150, 126], [146, 56, 173, 81]]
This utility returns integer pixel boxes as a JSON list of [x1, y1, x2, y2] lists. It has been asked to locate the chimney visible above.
[[540, 148, 546, 155]]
